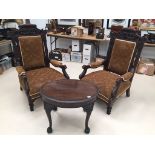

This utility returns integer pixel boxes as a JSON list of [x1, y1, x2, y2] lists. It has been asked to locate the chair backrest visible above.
[[11, 24, 49, 70], [111, 25, 123, 33], [105, 28, 144, 75], [108, 39, 136, 75], [109, 25, 123, 38], [18, 36, 45, 70]]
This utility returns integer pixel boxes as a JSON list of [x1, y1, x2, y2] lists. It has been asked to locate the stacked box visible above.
[[82, 44, 96, 65], [136, 58, 155, 76], [71, 40, 82, 63], [49, 48, 71, 62], [0, 56, 12, 71], [62, 52, 70, 62], [71, 52, 82, 63], [71, 26, 84, 37], [72, 40, 81, 51]]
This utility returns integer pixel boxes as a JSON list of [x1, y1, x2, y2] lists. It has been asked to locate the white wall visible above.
[[31, 19, 155, 59], [30, 19, 51, 50], [30, 19, 47, 29]]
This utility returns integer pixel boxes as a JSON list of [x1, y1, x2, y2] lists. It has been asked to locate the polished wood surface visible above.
[[47, 31, 108, 42], [40, 79, 98, 134], [41, 79, 98, 103]]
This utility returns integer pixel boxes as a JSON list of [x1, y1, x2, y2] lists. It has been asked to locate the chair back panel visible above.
[[108, 39, 136, 75], [104, 29, 144, 74], [11, 24, 49, 68], [19, 36, 45, 70]]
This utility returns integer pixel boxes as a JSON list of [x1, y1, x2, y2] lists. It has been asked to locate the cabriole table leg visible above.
[[44, 102, 53, 133], [83, 103, 94, 134]]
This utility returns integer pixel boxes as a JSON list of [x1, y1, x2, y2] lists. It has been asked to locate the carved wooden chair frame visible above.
[[79, 28, 144, 114], [11, 24, 69, 111]]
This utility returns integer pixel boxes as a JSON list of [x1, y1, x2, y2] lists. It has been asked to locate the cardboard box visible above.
[[136, 58, 155, 76], [148, 58, 155, 74], [72, 40, 81, 51], [83, 44, 96, 65], [61, 52, 70, 62], [71, 26, 84, 37], [0, 56, 12, 71], [71, 52, 82, 63]]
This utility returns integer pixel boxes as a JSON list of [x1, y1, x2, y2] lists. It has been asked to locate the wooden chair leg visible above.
[[20, 86, 23, 91], [28, 96, 34, 111], [107, 105, 112, 115], [126, 88, 130, 97], [29, 103, 34, 111]]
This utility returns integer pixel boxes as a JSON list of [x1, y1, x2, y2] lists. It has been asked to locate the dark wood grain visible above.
[[40, 79, 98, 134], [41, 79, 97, 102]]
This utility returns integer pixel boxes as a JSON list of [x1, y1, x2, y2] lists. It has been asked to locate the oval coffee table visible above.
[[40, 79, 98, 134]]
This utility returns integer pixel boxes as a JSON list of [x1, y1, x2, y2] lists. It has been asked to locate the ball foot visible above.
[[107, 106, 112, 115], [30, 105, 34, 111], [47, 127, 53, 133], [84, 127, 90, 134]]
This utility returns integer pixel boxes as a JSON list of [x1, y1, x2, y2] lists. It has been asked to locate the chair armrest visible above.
[[121, 72, 134, 81], [50, 60, 67, 68], [89, 60, 104, 68], [16, 66, 29, 92], [110, 73, 133, 100], [79, 60, 104, 79], [50, 60, 69, 79], [16, 66, 26, 76]]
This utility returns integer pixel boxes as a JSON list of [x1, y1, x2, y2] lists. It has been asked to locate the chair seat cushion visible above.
[[26, 67, 65, 96], [82, 70, 131, 103]]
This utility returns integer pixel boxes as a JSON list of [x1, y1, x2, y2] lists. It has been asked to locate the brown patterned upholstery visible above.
[[18, 75, 25, 90], [50, 60, 65, 67], [89, 60, 104, 68], [82, 70, 131, 103], [122, 72, 133, 81], [16, 66, 25, 75], [26, 67, 65, 97], [19, 36, 45, 70], [16, 66, 26, 90], [108, 39, 136, 75], [80, 29, 144, 114]]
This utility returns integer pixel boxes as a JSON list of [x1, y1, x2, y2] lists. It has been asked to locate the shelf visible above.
[[144, 43, 155, 47], [0, 40, 12, 46], [47, 32, 109, 42], [140, 27, 155, 31]]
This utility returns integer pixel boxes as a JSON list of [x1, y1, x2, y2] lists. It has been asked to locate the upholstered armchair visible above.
[[12, 24, 69, 111], [79, 29, 144, 114]]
